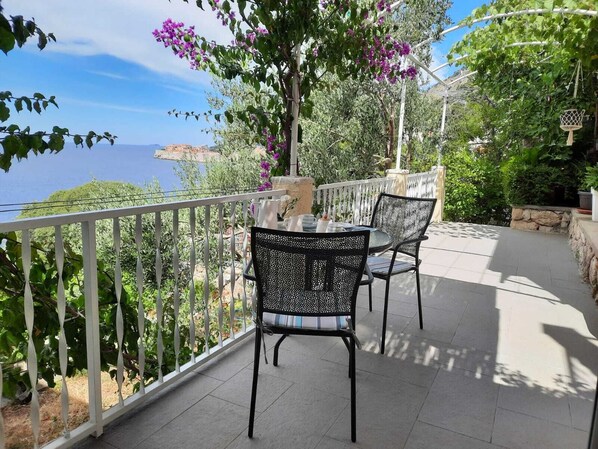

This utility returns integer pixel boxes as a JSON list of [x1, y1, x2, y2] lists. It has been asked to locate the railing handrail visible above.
[[0, 189, 286, 232], [315, 177, 392, 191]]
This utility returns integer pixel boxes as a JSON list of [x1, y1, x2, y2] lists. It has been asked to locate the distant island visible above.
[[154, 144, 221, 162]]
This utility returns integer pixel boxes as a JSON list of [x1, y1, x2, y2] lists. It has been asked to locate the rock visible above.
[[511, 208, 524, 220], [522, 209, 531, 220], [154, 144, 220, 162], [511, 220, 538, 231], [531, 210, 561, 227]]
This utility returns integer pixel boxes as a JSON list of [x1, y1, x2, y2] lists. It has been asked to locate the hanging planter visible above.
[[559, 61, 585, 146], [560, 109, 585, 145]]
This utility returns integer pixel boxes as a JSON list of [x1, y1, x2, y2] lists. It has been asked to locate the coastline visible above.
[[154, 144, 220, 162]]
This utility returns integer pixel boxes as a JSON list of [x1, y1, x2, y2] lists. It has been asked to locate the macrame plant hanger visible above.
[[560, 60, 585, 146]]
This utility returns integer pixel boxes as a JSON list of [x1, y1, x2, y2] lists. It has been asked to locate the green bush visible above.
[[444, 148, 509, 225], [502, 149, 579, 206]]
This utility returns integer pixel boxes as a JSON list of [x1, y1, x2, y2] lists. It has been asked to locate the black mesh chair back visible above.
[[248, 227, 369, 443], [252, 228, 369, 319], [370, 193, 436, 258]]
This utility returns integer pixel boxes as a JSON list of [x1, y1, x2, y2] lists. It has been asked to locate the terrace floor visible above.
[[77, 222, 598, 449]]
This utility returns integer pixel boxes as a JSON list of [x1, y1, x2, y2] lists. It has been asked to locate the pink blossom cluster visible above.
[[358, 35, 416, 83], [153, 19, 209, 70], [257, 129, 284, 191], [211, 1, 236, 26]]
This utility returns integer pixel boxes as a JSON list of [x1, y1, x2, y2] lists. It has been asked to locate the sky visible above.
[[2, 0, 487, 147]]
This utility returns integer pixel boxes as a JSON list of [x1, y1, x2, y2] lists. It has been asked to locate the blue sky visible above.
[[2, 0, 487, 147]]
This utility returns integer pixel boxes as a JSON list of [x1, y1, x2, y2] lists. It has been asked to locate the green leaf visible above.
[[224, 110, 234, 123], [0, 14, 15, 54], [37, 32, 47, 50], [0, 102, 10, 122], [10, 15, 27, 47]]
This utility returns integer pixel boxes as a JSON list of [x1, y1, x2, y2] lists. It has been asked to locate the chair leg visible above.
[[273, 334, 288, 367], [415, 268, 423, 329], [380, 277, 391, 355], [368, 283, 373, 312], [350, 337, 357, 443], [341, 336, 352, 378], [248, 330, 261, 438]]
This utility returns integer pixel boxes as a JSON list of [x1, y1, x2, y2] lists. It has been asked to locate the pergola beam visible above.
[[430, 41, 557, 73], [407, 53, 449, 87], [414, 8, 598, 51]]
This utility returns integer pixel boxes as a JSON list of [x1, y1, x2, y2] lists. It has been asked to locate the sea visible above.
[[0, 144, 193, 222]]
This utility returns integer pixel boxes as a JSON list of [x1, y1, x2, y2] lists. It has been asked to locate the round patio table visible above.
[[302, 224, 392, 255], [243, 225, 392, 282]]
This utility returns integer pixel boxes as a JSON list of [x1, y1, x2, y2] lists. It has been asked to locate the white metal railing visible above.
[[0, 189, 285, 449], [406, 169, 438, 198], [314, 169, 438, 223], [314, 177, 397, 224]]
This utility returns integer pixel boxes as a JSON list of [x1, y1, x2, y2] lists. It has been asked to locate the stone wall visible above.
[[569, 211, 598, 303], [510, 205, 572, 233]]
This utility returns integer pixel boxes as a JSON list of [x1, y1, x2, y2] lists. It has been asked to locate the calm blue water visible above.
[[0, 144, 187, 221]]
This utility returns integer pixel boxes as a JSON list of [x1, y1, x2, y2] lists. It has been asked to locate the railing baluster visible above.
[[203, 206, 211, 355], [22, 230, 40, 448], [155, 212, 164, 382], [241, 201, 249, 332], [189, 207, 197, 363], [55, 226, 70, 436], [217, 204, 224, 347], [81, 220, 103, 436], [173, 210, 180, 372], [229, 201, 237, 339], [112, 218, 124, 406], [135, 215, 145, 394]]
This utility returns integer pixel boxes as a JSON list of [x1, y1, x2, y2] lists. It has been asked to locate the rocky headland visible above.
[[154, 144, 220, 162]]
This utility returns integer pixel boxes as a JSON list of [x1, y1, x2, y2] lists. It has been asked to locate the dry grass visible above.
[[2, 372, 135, 449]]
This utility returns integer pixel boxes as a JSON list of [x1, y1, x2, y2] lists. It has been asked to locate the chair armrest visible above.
[[243, 259, 256, 282], [394, 235, 428, 251]]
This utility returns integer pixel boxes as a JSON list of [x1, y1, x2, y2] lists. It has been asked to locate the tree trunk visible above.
[[385, 110, 395, 170]]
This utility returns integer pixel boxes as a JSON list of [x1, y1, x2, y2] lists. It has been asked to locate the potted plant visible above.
[[583, 164, 598, 221]]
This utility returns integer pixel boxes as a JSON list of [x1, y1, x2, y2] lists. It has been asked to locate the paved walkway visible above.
[[78, 223, 598, 449]]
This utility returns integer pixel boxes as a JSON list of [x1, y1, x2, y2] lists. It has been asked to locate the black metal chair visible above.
[[362, 193, 436, 354], [248, 227, 369, 443]]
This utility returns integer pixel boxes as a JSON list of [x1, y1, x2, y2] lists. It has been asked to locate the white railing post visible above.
[[81, 220, 103, 437]]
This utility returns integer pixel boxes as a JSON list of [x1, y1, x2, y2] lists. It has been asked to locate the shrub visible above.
[[444, 148, 509, 225], [502, 150, 579, 206]]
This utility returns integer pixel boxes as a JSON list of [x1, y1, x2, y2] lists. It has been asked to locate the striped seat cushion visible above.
[[262, 312, 349, 331], [367, 256, 415, 275]]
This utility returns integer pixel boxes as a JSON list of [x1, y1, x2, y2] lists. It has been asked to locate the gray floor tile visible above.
[[497, 384, 571, 426], [326, 373, 428, 448], [227, 383, 348, 449], [101, 372, 222, 448], [256, 348, 368, 400], [492, 408, 589, 449], [314, 437, 353, 449], [569, 391, 596, 432], [322, 340, 439, 388], [405, 421, 503, 449], [405, 305, 464, 344], [74, 439, 119, 449], [195, 337, 257, 381], [211, 368, 293, 413], [140, 395, 249, 449], [418, 369, 499, 442]]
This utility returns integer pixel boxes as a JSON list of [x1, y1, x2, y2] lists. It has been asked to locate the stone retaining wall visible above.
[[510, 205, 572, 233], [569, 211, 598, 303]]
